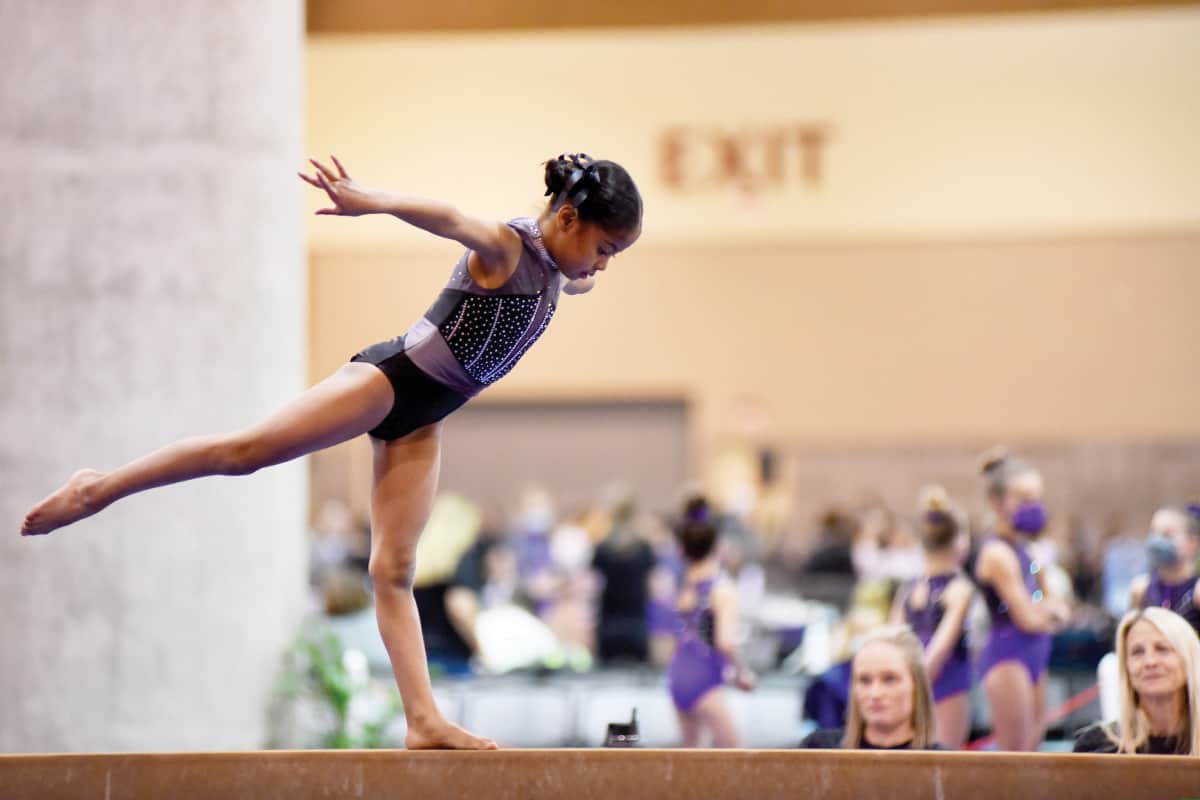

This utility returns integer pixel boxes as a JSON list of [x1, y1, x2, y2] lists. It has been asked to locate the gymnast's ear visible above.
[[555, 202, 580, 230]]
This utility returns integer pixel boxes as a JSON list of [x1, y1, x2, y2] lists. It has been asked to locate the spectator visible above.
[[853, 503, 924, 584], [592, 497, 657, 664], [409, 493, 483, 676], [800, 626, 942, 750], [793, 507, 859, 611], [1074, 607, 1200, 755], [309, 498, 369, 591]]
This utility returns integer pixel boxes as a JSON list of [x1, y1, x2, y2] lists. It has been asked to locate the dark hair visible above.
[[919, 485, 959, 550], [819, 507, 860, 544], [544, 153, 642, 233], [978, 446, 1038, 501], [677, 519, 719, 563], [682, 494, 712, 524]]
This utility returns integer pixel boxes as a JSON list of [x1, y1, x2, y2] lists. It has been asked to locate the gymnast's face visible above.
[[551, 204, 641, 281], [853, 641, 915, 733], [996, 470, 1044, 523], [1125, 620, 1187, 701], [1150, 509, 1197, 565]]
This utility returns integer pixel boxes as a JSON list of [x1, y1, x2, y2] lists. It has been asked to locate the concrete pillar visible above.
[[0, 1, 306, 751]]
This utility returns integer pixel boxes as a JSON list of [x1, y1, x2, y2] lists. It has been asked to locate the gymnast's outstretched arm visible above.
[[299, 155, 522, 283]]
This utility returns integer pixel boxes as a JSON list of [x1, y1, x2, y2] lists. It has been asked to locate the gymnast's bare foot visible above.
[[406, 717, 498, 750], [20, 469, 107, 537]]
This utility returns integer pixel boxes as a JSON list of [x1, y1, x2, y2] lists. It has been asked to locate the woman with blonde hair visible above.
[[801, 626, 942, 750], [1074, 607, 1200, 755]]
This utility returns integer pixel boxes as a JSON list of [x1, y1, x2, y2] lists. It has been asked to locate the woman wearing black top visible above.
[[800, 626, 943, 750], [1074, 607, 1199, 755]]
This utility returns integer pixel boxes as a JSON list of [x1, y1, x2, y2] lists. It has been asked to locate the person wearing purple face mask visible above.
[[973, 448, 1071, 751], [1130, 505, 1200, 638]]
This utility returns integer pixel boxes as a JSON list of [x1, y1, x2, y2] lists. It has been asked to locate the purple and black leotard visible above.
[[667, 578, 728, 712], [977, 536, 1052, 684], [903, 573, 971, 701], [350, 217, 563, 440], [1142, 574, 1200, 637]]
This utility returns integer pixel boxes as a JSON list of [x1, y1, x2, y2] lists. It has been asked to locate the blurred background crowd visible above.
[[296, 446, 1195, 749]]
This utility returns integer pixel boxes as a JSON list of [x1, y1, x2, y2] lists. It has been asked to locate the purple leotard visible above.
[[403, 217, 563, 395], [977, 536, 1052, 684], [350, 218, 563, 440], [903, 573, 971, 701], [1143, 574, 1200, 637], [667, 578, 728, 712]]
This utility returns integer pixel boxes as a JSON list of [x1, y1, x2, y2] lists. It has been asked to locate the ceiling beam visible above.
[[307, 0, 1197, 34]]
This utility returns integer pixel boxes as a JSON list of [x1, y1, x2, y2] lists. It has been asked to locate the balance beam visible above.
[[2, 749, 1197, 799]]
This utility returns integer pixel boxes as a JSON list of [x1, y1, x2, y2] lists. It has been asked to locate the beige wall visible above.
[[311, 233, 1200, 444], [311, 232, 1200, 522], [305, 10, 1200, 513], [305, 8, 1200, 249]]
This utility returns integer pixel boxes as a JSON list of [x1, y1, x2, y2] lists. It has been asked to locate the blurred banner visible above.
[[306, 8, 1200, 248]]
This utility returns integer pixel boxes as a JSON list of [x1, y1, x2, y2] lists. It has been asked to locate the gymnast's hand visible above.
[[733, 665, 758, 692], [299, 155, 379, 216], [1043, 596, 1072, 631]]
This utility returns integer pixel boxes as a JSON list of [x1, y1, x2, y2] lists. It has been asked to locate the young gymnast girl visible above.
[[973, 449, 1070, 751], [890, 486, 974, 748], [21, 152, 643, 749], [668, 498, 757, 747], [1131, 504, 1200, 637]]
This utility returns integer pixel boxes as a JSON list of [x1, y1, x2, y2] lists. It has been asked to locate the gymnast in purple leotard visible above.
[[973, 449, 1070, 752], [667, 498, 757, 748], [1130, 505, 1200, 639], [890, 486, 974, 749]]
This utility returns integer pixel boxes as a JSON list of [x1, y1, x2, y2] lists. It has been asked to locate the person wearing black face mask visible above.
[[1130, 505, 1200, 638], [973, 448, 1071, 751]]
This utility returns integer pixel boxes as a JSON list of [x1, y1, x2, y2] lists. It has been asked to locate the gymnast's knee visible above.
[[369, 552, 417, 591]]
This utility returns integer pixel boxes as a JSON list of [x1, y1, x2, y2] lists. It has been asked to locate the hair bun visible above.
[[918, 484, 950, 513], [540, 152, 642, 233], [978, 446, 1009, 477], [543, 153, 596, 204]]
